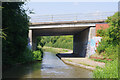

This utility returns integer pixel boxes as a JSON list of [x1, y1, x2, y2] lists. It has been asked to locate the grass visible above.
[[93, 60, 118, 78], [91, 59, 111, 63], [90, 52, 118, 78], [42, 46, 69, 54], [66, 59, 73, 62], [78, 62, 95, 67]]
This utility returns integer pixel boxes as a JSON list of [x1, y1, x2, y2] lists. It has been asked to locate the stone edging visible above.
[[61, 59, 96, 71]]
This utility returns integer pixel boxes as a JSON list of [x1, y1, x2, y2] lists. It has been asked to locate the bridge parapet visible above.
[[29, 12, 114, 23], [29, 20, 105, 26]]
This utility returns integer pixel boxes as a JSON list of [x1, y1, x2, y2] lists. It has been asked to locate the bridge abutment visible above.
[[29, 27, 96, 57], [73, 27, 96, 57], [73, 28, 89, 57], [32, 30, 37, 50], [29, 30, 37, 50]]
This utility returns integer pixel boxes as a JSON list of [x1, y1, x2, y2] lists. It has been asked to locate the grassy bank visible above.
[[42, 46, 70, 54], [91, 53, 118, 78], [93, 60, 118, 78]]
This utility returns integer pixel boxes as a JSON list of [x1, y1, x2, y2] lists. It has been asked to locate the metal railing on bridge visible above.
[[29, 12, 115, 23]]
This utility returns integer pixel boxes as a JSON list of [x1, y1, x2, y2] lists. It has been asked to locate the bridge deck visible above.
[[29, 20, 105, 26]]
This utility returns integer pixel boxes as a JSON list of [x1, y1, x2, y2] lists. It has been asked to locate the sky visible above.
[[24, 2, 118, 15], [23, 2, 118, 22], [28, 0, 119, 2]]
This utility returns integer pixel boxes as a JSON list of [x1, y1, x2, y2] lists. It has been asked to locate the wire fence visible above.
[[29, 12, 115, 23]]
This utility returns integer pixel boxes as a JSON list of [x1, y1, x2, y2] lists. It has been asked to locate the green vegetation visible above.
[[2, 2, 30, 66], [37, 36, 46, 48], [91, 58, 111, 63], [2, 2, 43, 68], [93, 12, 120, 78], [66, 59, 72, 62], [78, 62, 95, 68], [96, 12, 119, 60], [0, 29, 7, 40], [39, 35, 73, 50], [42, 46, 69, 54], [33, 50, 42, 61], [93, 60, 118, 78]]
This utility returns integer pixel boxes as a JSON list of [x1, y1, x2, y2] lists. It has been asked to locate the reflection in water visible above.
[[3, 52, 93, 78]]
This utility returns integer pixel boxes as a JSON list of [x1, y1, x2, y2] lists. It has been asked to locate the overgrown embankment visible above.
[[92, 12, 119, 78], [2, 2, 43, 69]]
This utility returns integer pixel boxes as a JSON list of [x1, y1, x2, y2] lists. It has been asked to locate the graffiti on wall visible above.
[[87, 37, 102, 57]]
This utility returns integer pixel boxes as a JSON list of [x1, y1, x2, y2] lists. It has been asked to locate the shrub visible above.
[[17, 47, 34, 63], [33, 50, 43, 60], [96, 12, 119, 59], [104, 45, 118, 60]]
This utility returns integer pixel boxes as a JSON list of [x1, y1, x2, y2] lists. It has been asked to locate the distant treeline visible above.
[[37, 36, 73, 50]]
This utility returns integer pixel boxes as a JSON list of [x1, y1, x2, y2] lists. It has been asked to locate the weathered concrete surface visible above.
[[61, 58, 105, 71], [32, 30, 37, 50], [88, 27, 96, 41], [29, 20, 100, 54], [73, 28, 89, 57], [61, 59, 95, 71], [28, 30, 32, 46], [30, 20, 105, 26]]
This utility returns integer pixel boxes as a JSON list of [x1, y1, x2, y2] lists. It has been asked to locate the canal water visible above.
[[3, 52, 93, 78]]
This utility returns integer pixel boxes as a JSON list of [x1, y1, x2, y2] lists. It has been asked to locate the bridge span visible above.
[[29, 20, 105, 57]]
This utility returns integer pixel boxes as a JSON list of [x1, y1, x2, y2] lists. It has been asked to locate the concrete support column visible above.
[[32, 30, 37, 50], [73, 28, 90, 57], [28, 30, 32, 46], [88, 27, 96, 41], [28, 30, 37, 50]]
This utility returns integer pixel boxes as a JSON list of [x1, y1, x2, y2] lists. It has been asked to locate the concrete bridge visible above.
[[29, 20, 105, 57]]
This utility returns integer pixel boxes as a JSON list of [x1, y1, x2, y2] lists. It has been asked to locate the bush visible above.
[[33, 50, 43, 60], [17, 47, 34, 63], [104, 45, 118, 60], [96, 12, 119, 59]]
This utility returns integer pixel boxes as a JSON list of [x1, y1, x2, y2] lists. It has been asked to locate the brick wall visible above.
[[96, 24, 110, 36]]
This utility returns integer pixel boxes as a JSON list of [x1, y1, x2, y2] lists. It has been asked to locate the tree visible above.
[[2, 2, 29, 65], [105, 12, 120, 44], [37, 36, 46, 48], [0, 29, 7, 40]]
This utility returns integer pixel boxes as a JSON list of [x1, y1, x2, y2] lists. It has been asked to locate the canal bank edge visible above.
[[61, 58, 105, 71], [43, 46, 105, 71], [61, 58, 95, 71]]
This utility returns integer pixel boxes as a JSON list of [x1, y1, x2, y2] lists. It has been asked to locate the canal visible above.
[[3, 52, 93, 78]]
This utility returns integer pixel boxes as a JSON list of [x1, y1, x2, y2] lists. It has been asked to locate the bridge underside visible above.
[[32, 26, 89, 36], [29, 25, 96, 57]]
